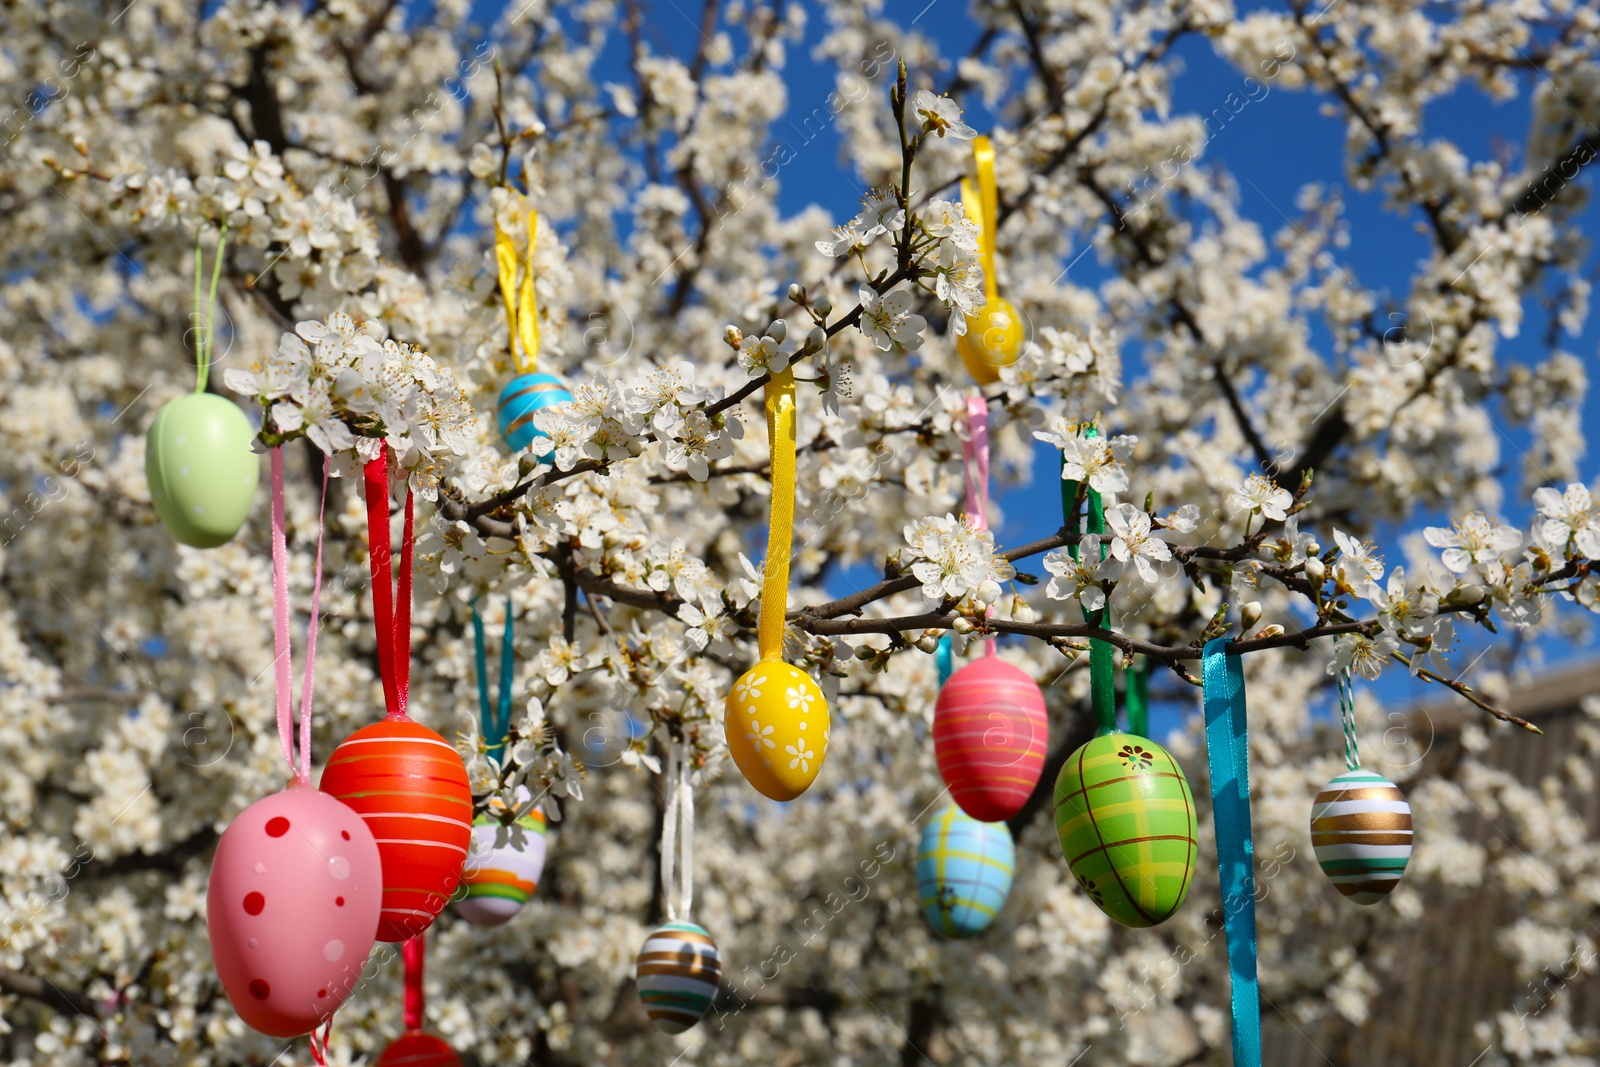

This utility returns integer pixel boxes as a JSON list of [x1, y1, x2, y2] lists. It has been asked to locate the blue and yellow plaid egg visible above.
[[916, 806, 1015, 938]]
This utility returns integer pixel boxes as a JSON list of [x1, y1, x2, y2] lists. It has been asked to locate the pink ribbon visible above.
[[963, 394, 997, 657], [270, 447, 329, 784]]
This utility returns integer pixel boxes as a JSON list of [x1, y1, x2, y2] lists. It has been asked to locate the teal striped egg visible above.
[[1311, 768, 1413, 905], [635, 921, 721, 1033], [916, 806, 1015, 938], [496, 373, 572, 452]]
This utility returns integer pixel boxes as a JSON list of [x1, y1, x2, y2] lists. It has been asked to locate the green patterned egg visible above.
[[145, 393, 259, 548], [1053, 732, 1198, 928]]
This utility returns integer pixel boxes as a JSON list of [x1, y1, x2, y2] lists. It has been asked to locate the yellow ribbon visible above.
[[758, 368, 797, 662], [493, 206, 541, 374], [959, 135, 999, 302]]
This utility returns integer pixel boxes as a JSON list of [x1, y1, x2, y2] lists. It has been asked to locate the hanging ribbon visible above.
[[494, 207, 541, 374], [402, 934, 425, 1032], [1201, 638, 1263, 1067], [1337, 667, 1361, 771], [757, 368, 797, 663], [269, 448, 329, 784], [472, 596, 516, 760], [959, 135, 999, 302], [935, 633, 953, 687], [1061, 428, 1115, 735], [658, 741, 696, 922], [192, 224, 228, 394], [1126, 658, 1150, 738], [307, 1019, 333, 1066], [363, 445, 416, 720], [963, 393, 998, 658]]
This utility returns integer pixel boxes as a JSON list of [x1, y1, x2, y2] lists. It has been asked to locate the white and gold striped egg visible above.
[[1310, 768, 1413, 905]]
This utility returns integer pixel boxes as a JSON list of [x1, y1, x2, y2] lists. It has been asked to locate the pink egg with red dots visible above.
[[206, 781, 383, 1037]]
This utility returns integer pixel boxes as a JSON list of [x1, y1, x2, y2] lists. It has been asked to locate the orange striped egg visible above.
[[375, 1030, 462, 1066], [320, 717, 472, 942], [933, 655, 1049, 822]]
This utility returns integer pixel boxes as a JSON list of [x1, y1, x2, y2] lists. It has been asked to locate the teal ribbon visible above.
[[1126, 658, 1150, 737], [471, 596, 516, 760], [1201, 637, 1262, 1067], [1062, 432, 1115, 735], [935, 632, 954, 688]]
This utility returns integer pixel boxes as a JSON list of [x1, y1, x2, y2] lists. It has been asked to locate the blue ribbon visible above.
[[1201, 637, 1262, 1067], [935, 632, 954, 688], [471, 596, 516, 761]]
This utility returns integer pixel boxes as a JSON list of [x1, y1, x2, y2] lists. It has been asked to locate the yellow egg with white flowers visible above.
[[725, 661, 830, 801]]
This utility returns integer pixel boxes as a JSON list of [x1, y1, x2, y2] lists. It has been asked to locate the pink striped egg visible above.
[[933, 655, 1048, 823]]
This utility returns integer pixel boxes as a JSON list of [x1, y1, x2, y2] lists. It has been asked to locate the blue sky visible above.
[[499, 0, 1600, 732]]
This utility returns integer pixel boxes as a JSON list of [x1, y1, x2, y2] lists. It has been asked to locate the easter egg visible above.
[[1310, 768, 1413, 905], [456, 801, 547, 928], [635, 921, 722, 1034], [916, 806, 1015, 938], [933, 656, 1049, 823], [955, 297, 1026, 385], [1053, 732, 1198, 928], [375, 1030, 462, 1067], [206, 782, 382, 1037], [145, 392, 260, 547], [724, 660, 830, 801], [320, 717, 473, 942], [496, 372, 573, 452]]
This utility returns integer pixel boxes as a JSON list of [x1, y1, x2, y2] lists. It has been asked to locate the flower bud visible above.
[[916, 633, 941, 653], [952, 617, 976, 634], [723, 324, 743, 348], [1305, 540, 1321, 556], [976, 579, 1003, 607], [807, 326, 827, 350], [1011, 594, 1036, 624], [1253, 625, 1284, 640], [768, 319, 787, 343], [1451, 584, 1486, 606], [1304, 557, 1326, 584], [787, 282, 806, 303], [1240, 601, 1263, 631], [854, 644, 877, 660], [814, 295, 832, 316]]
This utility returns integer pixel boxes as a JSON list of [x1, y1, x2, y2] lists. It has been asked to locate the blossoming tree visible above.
[[2, 0, 1600, 1063]]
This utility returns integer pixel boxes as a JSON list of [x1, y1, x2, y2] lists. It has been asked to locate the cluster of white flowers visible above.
[[226, 313, 475, 497], [902, 513, 1016, 606]]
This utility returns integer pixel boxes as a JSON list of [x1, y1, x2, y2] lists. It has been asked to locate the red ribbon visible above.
[[402, 934, 425, 1031], [363, 446, 415, 720]]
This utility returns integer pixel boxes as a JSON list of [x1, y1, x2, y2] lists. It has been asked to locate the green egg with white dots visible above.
[[145, 393, 259, 548]]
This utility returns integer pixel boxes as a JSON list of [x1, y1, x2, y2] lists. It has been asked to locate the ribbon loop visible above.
[[402, 934, 425, 1032], [757, 369, 797, 662], [1061, 427, 1115, 735], [363, 446, 416, 720], [472, 596, 517, 761], [495, 206, 542, 374], [658, 741, 696, 922], [269, 447, 329, 784], [1338, 667, 1361, 771], [1202, 638, 1263, 1067], [960, 135, 999, 301]]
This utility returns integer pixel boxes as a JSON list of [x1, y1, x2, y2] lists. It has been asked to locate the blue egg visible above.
[[916, 806, 1015, 938], [496, 373, 573, 452]]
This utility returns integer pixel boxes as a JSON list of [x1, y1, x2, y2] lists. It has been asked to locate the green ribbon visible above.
[[471, 596, 516, 761], [1126, 658, 1150, 737], [1061, 429, 1115, 736]]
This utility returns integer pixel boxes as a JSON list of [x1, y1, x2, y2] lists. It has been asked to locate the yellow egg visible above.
[[955, 297, 1026, 384], [725, 661, 830, 801]]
